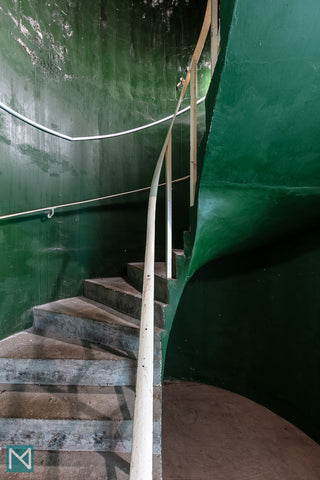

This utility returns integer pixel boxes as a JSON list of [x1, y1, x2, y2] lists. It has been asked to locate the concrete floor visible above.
[[162, 382, 320, 480], [1, 380, 319, 479]]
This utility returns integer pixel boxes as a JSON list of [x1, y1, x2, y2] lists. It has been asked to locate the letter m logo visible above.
[[7, 445, 34, 472]]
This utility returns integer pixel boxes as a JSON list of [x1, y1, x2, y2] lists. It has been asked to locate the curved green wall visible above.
[[165, 0, 320, 443], [0, 0, 209, 339], [166, 229, 320, 442], [190, 0, 320, 274]]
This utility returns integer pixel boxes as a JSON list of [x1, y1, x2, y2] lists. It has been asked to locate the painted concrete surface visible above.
[[162, 382, 320, 480], [190, 0, 320, 275], [165, 232, 320, 443]]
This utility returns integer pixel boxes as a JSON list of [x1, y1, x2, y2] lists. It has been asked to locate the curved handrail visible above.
[[0, 175, 189, 221], [0, 97, 205, 141], [129, 1, 214, 479], [0, 2, 216, 477]]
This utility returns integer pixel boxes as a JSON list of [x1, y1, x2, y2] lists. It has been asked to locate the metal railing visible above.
[[0, 97, 205, 142], [0, 96, 204, 222], [0, 2, 219, 478], [0, 175, 190, 222], [129, 1, 219, 479]]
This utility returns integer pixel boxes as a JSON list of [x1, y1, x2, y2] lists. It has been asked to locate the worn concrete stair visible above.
[[0, 267, 166, 479], [126, 262, 169, 303], [33, 296, 162, 359], [84, 277, 166, 329], [126, 255, 184, 303]]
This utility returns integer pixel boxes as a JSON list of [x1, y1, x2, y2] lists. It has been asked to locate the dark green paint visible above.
[[190, 0, 320, 274], [166, 228, 320, 442], [164, 0, 320, 443], [162, 0, 237, 369], [0, 0, 209, 340]]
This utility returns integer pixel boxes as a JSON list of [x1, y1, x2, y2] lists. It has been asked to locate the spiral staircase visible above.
[[0, 259, 178, 479]]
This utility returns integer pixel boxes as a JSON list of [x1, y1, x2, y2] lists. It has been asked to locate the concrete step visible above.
[[84, 277, 166, 329], [0, 384, 135, 420], [0, 268, 164, 478], [0, 331, 161, 386], [0, 417, 161, 452], [0, 450, 162, 479], [33, 297, 162, 357], [126, 263, 169, 304], [0, 383, 161, 422]]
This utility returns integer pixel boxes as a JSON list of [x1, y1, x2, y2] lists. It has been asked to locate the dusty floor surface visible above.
[[162, 381, 320, 480]]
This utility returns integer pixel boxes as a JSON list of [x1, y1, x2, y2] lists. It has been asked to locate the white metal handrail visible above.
[[0, 2, 219, 478], [129, 1, 218, 479], [0, 97, 205, 141], [0, 175, 189, 222]]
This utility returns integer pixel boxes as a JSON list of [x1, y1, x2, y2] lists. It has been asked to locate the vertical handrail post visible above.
[[190, 61, 197, 207], [211, 0, 219, 76], [165, 132, 172, 279]]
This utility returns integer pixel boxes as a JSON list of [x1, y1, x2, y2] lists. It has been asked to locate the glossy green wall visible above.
[[0, 0, 209, 339], [190, 0, 320, 274], [165, 0, 320, 442]]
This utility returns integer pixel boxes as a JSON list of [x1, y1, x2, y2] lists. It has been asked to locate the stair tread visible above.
[[127, 262, 166, 279], [0, 417, 161, 453], [1, 270, 164, 476], [0, 330, 135, 360], [0, 384, 161, 421], [1, 268, 164, 477], [85, 277, 166, 307], [0, 386, 135, 420], [34, 296, 140, 330]]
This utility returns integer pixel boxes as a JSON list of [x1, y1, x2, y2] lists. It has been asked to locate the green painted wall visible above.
[[190, 0, 320, 274], [0, 0, 210, 340], [165, 0, 320, 442], [166, 228, 320, 442]]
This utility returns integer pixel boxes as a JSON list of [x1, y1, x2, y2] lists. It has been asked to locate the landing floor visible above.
[[162, 381, 320, 480]]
